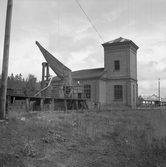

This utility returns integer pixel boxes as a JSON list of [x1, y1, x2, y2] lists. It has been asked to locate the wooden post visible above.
[[40, 98, 44, 111], [26, 98, 30, 112], [0, 0, 13, 120], [13, 96, 15, 105], [51, 98, 54, 111], [6, 95, 10, 114], [75, 100, 78, 110], [64, 99, 67, 112]]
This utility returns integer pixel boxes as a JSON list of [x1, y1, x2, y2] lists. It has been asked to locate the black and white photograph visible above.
[[0, 0, 166, 166]]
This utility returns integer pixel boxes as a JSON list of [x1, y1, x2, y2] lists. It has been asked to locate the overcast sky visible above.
[[0, 0, 166, 98]]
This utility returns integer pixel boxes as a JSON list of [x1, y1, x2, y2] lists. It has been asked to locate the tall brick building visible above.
[[52, 37, 139, 108]]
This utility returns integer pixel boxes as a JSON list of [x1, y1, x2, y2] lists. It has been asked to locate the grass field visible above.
[[1, 108, 166, 167]]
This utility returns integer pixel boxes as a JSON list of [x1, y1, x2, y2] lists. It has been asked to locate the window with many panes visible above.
[[114, 85, 123, 100], [114, 60, 120, 70], [84, 85, 91, 99]]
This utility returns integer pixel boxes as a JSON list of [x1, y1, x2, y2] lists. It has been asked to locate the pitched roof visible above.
[[102, 37, 139, 49], [104, 37, 131, 44], [52, 68, 106, 81], [72, 68, 106, 80]]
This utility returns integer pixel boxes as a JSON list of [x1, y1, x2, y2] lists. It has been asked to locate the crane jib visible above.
[[35, 41, 72, 86]]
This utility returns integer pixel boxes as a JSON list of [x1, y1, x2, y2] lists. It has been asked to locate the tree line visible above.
[[7, 73, 24, 81], [0, 73, 39, 96], [0, 73, 37, 82], [0, 73, 24, 81]]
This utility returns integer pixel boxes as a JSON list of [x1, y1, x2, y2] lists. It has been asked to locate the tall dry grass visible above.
[[41, 109, 166, 166], [4, 108, 166, 166]]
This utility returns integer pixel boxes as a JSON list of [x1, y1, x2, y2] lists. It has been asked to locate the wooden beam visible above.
[[0, 0, 13, 119]]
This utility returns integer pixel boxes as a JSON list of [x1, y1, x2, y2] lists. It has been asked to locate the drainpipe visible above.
[[34, 76, 53, 97]]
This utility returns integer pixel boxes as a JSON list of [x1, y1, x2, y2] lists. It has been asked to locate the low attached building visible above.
[[51, 37, 139, 108]]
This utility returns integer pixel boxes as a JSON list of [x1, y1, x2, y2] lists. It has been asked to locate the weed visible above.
[[2, 109, 166, 166], [21, 137, 39, 158], [7, 110, 25, 121]]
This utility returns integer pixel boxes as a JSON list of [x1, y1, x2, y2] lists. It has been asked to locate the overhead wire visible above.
[[128, 0, 130, 37], [75, 0, 165, 98], [75, 0, 105, 43], [57, 0, 59, 57], [116, 0, 119, 34]]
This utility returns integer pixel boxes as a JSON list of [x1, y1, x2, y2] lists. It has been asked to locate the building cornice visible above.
[[102, 40, 139, 50], [106, 77, 137, 82]]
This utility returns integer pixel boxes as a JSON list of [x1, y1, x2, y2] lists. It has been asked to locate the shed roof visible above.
[[52, 67, 106, 81], [72, 68, 106, 80]]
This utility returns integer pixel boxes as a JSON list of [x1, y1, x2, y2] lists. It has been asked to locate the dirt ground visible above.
[[1, 109, 166, 167]]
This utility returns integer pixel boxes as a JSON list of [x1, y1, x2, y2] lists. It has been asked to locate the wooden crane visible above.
[[36, 41, 73, 98]]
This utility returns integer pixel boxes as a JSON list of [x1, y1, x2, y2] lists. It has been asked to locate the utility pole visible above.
[[0, 0, 13, 120], [158, 78, 160, 101]]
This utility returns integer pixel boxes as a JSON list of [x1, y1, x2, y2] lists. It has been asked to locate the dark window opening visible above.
[[114, 85, 123, 100], [114, 60, 120, 70], [84, 85, 91, 99], [78, 93, 82, 99]]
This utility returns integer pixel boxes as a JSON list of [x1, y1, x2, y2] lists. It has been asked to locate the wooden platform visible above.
[[7, 94, 88, 112]]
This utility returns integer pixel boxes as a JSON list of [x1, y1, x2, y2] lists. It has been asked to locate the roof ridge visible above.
[[52, 67, 105, 81], [102, 37, 139, 49], [72, 67, 104, 72], [102, 37, 131, 45]]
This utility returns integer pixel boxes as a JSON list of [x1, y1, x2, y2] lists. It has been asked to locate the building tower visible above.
[[102, 37, 139, 107]]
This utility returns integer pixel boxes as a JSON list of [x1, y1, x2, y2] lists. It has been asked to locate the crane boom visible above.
[[36, 41, 72, 86]]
